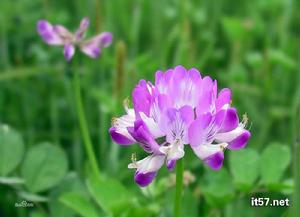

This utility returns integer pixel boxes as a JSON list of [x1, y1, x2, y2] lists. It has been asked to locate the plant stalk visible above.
[[72, 69, 100, 178], [174, 158, 184, 217]]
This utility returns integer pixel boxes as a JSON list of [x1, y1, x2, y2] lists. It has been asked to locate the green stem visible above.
[[174, 158, 184, 217], [72, 70, 100, 178]]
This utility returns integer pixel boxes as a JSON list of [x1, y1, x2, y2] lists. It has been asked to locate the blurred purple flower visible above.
[[37, 17, 113, 61], [109, 65, 251, 187]]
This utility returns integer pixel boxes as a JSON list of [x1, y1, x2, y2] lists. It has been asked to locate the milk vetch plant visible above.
[[37, 17, 113, 178], [109, 65, 251, 216], [37, 17, 112, 61]]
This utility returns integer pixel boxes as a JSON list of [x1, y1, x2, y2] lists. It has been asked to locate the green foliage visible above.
[[200, 168, 235, 207], [182, 189, 199, 217], [0, 124, 24, 176], [30, 210, 47, 217], [0, 176, 24, 185], [224, 198, 255, 217], [18, 191, 49, 202], [260, 143, 291, 186], [268, 49, 296, 70], [221, 17, 248, 41], [59, 173, 159, 217], [21, 142, 68, 193], [229, 148, 259, 191], [60, 192, 99, 217], [49, 172, 86, 217], [86, 173, 135, 215]]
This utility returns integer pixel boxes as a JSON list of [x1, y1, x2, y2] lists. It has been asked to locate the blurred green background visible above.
[[0, 0, 300, 217]]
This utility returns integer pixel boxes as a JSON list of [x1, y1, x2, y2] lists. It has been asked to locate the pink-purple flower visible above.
[[109, 65, 251, 187], [37, 17, 113, 61]]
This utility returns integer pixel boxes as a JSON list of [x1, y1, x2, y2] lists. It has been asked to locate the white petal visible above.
[[128, 155, 165, 173], [192, 143, 227, 160], [113, 109, 136, 141], [215, 125, 245, 142], [140, 112, 164, 138], [159, 140, 185, 162]]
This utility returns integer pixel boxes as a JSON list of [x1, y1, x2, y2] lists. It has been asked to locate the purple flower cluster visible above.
[[37, 17, 112, 61], [110, 65, 250, 187]]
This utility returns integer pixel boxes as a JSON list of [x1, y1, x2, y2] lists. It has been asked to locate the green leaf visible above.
[[0, 177, 25, 185], [265, 179, 294, 194], [30, 210, 47, 217], [125, 204, 160, 217], [91, 89, 116, 113], [182, 189, 199, 217], [268, 49, 296, 70], [200, 168, 235, 207], [229, 148, 259, 191], [86, 173, 135, 215], [18, 191, 48, 202], [260, 143, 291, 185], [224, 198, 255, 217], [60, 192, 99, 217], [0, 124, 24, 176], [221, 17, 246, 41], [21, 142, 68, 193], [49, 172, 86, 217], [245, 52, 263, 69]]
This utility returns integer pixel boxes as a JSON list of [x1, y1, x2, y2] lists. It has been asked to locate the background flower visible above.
[[37, 17, 113, 60]]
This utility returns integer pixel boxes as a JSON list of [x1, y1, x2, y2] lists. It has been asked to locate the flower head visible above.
[[109, 65, 250, 187], [37, 17, 113, 61]]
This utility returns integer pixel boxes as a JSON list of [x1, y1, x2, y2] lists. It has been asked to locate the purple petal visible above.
[[157, 94, 173, 111], [213, 80, 218, 98], [166, 159, 176, 171], [179, 106, 194, 125], [219, 108, 239, 133], [134, 171, 157, 187], [204, 151, 224, 170], [216, 88, 231, 111], [53, 25, 73, 40], [173, 65, 187, 81], [80, 32, 113, 58], [132, 80, 153, 117], [129, 154, 164, 187], [155, 66, 204, 109], [188, 114, 212, 147], [97, 32, 113, 47], [128, 120, 160, 154], [159, 106, 193, 144], [155, 71, 164, 86], [155, 69, 175, 97], [139, 113, 164, 139], [75, 17, 90, 41], [188, 68, 202, 80], [214, 109, 226, 129], [171, 66, 202, 108], [64, 44, 75, 61], [227, 130, 250, 150], [80, 44, 101, 58], [155, 70, 173, 92], [196, 85, 214, 116], [37, 20, 64, 45], [201, 76, 214, 91], [109, 127, 135, 145]]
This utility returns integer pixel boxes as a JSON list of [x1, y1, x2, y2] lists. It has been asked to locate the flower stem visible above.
[[174, 158, 184, 217], [72, 70, 100, 178]]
